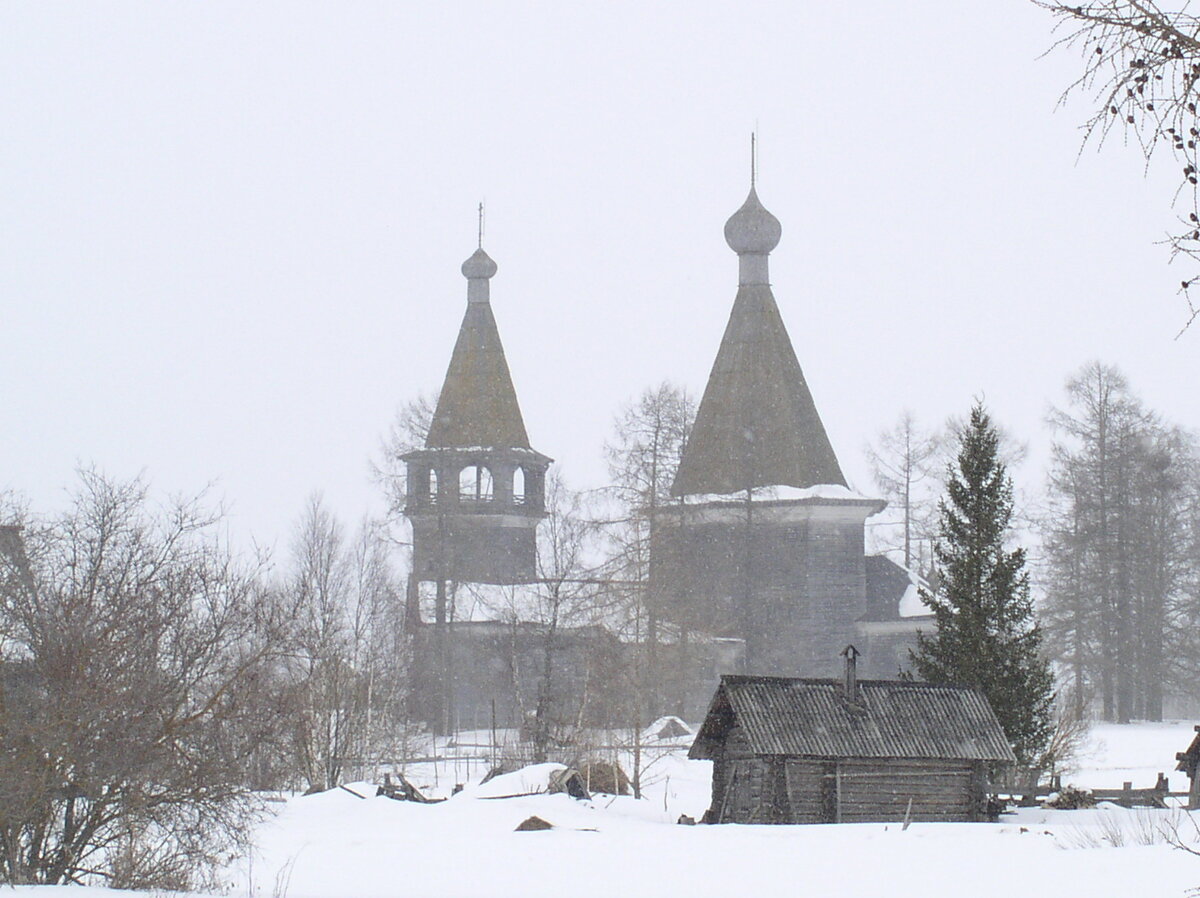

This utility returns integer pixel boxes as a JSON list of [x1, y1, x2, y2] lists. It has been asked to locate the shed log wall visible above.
[[712, 757, 986, 824], [783, 760, 830, 824], [834, 760, 976, 822]]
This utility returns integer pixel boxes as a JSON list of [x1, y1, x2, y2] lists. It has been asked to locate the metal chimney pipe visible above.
[[841, 645, 860, 703]]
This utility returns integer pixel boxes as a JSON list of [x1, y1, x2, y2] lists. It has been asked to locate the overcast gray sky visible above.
[[3, 1, 1197, 551]]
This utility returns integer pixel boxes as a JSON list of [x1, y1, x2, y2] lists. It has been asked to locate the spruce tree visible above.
[[910, 402, 1055, 765]]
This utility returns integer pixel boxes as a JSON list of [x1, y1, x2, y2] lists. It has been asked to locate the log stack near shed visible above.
[[688, 646, 1016, 824]]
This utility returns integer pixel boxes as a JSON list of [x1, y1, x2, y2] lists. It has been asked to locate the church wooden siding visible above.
[[692, 667, 1014, 825]]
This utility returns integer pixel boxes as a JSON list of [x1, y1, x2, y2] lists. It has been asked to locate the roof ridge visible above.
[[719, 674, 984, 692]]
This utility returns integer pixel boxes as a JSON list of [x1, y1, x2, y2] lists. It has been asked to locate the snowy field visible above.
[[11, 720, 1200, 898], [1067, 720, 1194, 791]]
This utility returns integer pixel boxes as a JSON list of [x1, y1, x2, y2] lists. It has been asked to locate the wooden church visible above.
[[649, 174, 932, 690], [401, 168, 935, 730]]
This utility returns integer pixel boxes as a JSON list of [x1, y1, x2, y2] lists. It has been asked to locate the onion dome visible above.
[[461, 247, 498, 280], [724, 186, 781, 255]]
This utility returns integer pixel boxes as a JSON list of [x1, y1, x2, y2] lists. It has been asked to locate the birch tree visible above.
[[600, 383, 694, 721], [284, 496, 409, 791], [864, 411, 942, 569]]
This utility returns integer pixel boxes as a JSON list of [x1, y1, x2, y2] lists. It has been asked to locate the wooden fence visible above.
[[1000, 772, 1189, 809]]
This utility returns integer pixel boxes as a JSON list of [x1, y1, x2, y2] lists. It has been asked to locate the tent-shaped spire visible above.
[[671, 183, 846, 496], [425, 246, 531, 449], [0, 525, 34, 595]]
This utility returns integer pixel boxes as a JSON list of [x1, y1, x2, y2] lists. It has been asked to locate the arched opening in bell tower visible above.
[[458, 464, 494, 502]]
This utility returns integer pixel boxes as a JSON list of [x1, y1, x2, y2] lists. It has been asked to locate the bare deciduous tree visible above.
[[283, 495, 410, 792], [524, 475, 598, 764], [1043, 363, 1149, 722], [864, 411, 942, 569], [370, 392, 437, 643], [1036, 1, 1200, 332], [0, 470, 287, 888], [1042, 362, 1200, 722], [370, 392, 437, 523], [601, 384, 695, 793], [599, 383, 694, 732]]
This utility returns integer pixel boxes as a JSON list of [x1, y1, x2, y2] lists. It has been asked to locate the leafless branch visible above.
[[1036, 1, 1200, 332]]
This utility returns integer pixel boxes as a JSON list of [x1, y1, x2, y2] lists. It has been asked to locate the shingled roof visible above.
[[689, 675, 1016, 764], [671, 186, 845, 497], [425, 248, 532, 450]]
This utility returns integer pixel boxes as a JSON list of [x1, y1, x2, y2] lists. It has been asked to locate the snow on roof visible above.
[[641, 716, 693, 742], [681, 483, 882, 506], [408, 445, 547, 455], [456, 763, 567, 799], [899, 580, 934, 618]]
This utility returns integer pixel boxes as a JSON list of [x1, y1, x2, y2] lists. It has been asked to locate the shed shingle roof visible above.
[[689, 675, 1016, 764]]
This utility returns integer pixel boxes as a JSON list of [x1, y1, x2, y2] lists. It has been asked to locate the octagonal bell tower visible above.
[[403, 242, 551, 589]]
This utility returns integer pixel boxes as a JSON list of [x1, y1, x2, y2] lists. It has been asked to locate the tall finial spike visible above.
[[750, 132, 757, 187], [477, 202, 485, 249]]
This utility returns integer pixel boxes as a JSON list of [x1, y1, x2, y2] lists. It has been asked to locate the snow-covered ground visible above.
[[1067, 720, 1193, 791], [10, 721, 1200, 897]]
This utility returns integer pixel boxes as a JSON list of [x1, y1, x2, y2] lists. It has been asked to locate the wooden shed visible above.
[[1175, 725, 1200, 809], [689, 651, 1016, 824]]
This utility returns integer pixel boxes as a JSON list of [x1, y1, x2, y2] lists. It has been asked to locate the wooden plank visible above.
[[836, 760, 973, 823], [1091, 789, 1168, 809], [784, 760, 826, 824], [724, 758, 769, 823], [716, 762, 738, 823], [767, 757, 997, 824], [835, 764, 843, 824], [821, 763, 836, 824]]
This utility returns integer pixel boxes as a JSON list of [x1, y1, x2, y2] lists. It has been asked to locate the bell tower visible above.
[[403, 241, 551, 589]]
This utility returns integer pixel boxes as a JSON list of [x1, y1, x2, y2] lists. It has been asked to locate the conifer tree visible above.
[[910, 402, 1054, 765]]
